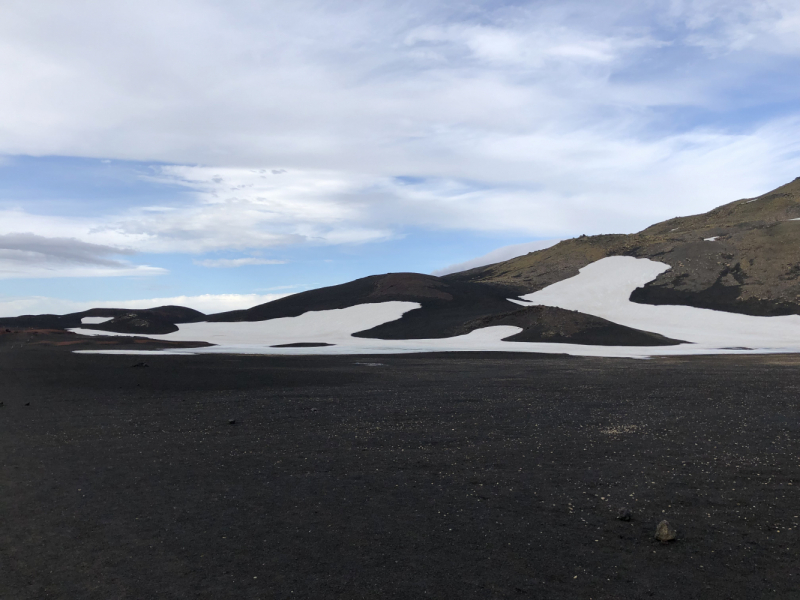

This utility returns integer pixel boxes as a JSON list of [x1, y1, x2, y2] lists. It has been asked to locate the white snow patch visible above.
[[519, 256, 800, 351], [80, 316, 114, 325], [746, 199, 758, 203], [703, 236, 719, 242]]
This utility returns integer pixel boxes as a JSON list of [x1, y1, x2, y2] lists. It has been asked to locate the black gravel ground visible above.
[[1, 345, 798, 599]]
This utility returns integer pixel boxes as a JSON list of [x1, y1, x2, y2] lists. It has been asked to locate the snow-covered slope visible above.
[[515, 256, 800, 350]]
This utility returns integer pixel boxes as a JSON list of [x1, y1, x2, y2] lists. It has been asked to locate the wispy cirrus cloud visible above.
[[194, 257, 286, 268], [668, 0, 800, 54]]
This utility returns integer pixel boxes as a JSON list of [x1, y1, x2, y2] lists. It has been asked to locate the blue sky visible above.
[[1, 0, 799, 316]]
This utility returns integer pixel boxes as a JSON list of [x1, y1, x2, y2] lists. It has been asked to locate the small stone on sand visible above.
[[655, 520, 677, 542], [617, 507, 631, 521]]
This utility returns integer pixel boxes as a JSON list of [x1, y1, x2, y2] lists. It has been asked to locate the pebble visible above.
[[617, 507, 632, 521], [655, 520, 677, 542], [229, 419, 236, 425]]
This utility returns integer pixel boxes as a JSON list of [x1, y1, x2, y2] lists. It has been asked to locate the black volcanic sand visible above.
[[1, 347, 798, 599]]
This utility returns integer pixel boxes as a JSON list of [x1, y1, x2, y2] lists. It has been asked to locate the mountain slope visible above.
[[6, 178, 799, 348], [447, 177, 800, 316]]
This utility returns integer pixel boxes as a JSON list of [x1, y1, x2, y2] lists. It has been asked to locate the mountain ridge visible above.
[[3, 177, 799, 346]]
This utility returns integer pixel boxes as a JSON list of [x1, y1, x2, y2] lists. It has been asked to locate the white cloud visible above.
[[194, 257, 286, 268], [0, 114, 797, 257], [0, 0, 793, 168], [0, 0, 797, 257], [0, 292, 291, 318]]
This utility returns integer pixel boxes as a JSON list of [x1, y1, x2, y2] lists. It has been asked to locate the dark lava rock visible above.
[[229, 419, 236, 425], [617, 507, 632, 521], [655, 520, 677, 542]]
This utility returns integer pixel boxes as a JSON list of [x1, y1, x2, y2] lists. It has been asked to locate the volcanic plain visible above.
[[1, 337, 798, 599]]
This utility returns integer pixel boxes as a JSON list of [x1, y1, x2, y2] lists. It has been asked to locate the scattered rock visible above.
[[310, 408, 318, 412], [24, 402, 30, 406], [617, 507, 632, 521], [655, 520, 677, 542], [229, 419, 236, 425], [131, 362, 150, 368]]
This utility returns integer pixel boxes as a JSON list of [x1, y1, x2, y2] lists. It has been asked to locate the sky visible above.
[[1, 0, 799, 316]]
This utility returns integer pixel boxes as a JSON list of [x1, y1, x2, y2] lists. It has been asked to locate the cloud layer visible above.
[[0, 0, 798, 274]]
